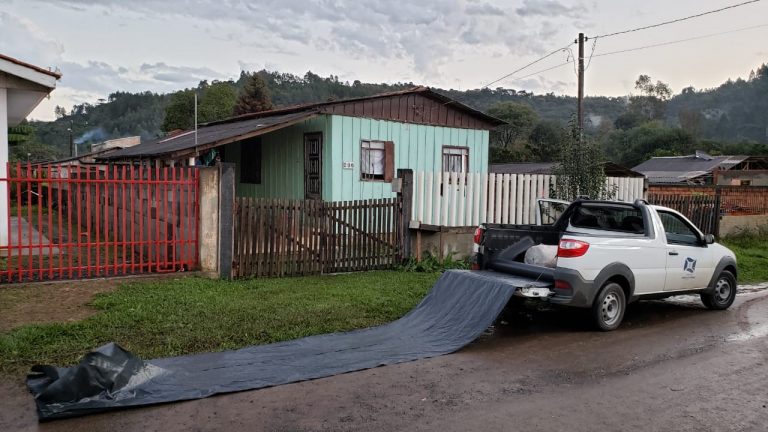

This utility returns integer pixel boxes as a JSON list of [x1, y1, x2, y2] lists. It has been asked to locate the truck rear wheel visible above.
[[701, 271, 736, 310], [592, 282, 626, 331]]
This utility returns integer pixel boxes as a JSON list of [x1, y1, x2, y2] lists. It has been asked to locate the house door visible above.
[[304, 132, 323, 200]]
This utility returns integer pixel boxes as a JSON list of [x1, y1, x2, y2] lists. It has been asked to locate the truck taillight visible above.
[[473, 226, 485, 245], [557, 239, 590, 258]]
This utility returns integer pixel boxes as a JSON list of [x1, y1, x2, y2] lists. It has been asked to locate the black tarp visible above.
[[28, 270, 549, 420]]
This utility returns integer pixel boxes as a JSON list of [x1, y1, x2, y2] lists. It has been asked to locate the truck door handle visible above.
[[668, 251, 679, 256]]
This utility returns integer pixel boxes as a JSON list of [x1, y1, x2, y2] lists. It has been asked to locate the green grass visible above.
[[0, 271, 441, 375], [721, 233, 768, 284]]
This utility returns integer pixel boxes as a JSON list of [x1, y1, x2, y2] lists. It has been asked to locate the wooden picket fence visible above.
[[233, 197, 403, 277], [411, 171, 646, 227], [647, 193, 720, 235]]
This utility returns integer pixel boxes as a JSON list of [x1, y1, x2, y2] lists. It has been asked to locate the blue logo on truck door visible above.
[[684, 257, 697, 273]]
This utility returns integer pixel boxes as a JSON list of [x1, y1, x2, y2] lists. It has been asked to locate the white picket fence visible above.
[[411, 171, 646, 227]]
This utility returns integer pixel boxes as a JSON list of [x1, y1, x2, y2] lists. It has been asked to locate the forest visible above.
[[10, 62, 768, 169]]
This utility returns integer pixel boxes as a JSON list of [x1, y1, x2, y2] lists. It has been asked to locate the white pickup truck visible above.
[[472, 199, 738, 331]]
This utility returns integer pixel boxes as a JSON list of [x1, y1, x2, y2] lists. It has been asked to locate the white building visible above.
[[0, 54, 60, 247]]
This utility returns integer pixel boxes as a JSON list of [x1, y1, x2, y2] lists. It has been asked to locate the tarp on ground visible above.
[[27, 270, 548, 420]]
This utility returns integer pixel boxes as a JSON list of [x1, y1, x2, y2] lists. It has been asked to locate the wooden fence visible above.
[[648, 185, 768, 216], [411, 171, 646, 227], [233, 197, 402, 278], [647, 193, 720, 235]]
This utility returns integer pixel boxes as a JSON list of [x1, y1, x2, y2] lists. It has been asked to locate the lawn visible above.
[[0, 271, 441, 375], [721, 235, 768, 284]]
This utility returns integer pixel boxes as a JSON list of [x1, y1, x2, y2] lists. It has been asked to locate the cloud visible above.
[[516, 0, 587, 18], [0, 11, 64, 69], [20, 0, 576, 80], [465, 2, 506, 16], [139, 62, 225, 83]]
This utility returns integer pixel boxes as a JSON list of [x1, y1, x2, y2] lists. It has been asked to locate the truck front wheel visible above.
[[592, 282, 626, 331], [701, 271, 736, 310]]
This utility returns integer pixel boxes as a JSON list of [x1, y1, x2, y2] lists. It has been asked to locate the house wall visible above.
[[222, 116, 330, 199], [221, 114, 490, 202], [327, 115, 489, 201]]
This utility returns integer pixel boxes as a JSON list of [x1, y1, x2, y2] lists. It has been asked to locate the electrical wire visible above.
[[481, 42, 575, 88], [595, 0, 762, 38], [584, 37, 598, 70], [592, 23, 768, 58], [503, 60, 574, 83]]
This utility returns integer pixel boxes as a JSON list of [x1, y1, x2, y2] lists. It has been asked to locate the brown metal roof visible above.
[[102, 111, 318, 160], [491, 161, 644, 178], [0, 53, 62, 79], [207, 86, 505, 129]]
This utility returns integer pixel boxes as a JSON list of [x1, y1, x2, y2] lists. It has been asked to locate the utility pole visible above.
[[68, 120, 74, 157], [577, 32, 585, 131]]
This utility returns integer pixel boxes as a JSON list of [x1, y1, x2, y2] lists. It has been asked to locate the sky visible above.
[[1, 0, 767, 121]]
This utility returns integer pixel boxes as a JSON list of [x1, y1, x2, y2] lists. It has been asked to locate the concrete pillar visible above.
[[217, 163, 235, 279], [0, 88, 8, 248], [197, 167, 220, 276]]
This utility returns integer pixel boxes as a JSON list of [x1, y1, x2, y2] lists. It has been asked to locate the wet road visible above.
[[3, 286, 767, 431]]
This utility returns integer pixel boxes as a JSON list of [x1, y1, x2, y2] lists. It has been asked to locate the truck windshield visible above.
[[570, 204, 644, 234]]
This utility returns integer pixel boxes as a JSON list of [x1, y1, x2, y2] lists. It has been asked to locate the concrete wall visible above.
[[410, 226, 475, 260], [198, 167, 219, 276], [720, 215, 768, 237]]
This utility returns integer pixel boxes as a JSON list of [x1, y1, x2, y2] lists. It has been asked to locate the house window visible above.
[[442, 146, 469, 173], [241, 137, 262, 184], [361, 140, 395, 182]]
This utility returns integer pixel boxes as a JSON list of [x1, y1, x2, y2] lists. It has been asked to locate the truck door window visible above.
[[658, 211, 700, 246], [540, 201, 568, 225]]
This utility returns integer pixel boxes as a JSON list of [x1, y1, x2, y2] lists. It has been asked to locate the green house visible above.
[[105, 87, 504, 201]]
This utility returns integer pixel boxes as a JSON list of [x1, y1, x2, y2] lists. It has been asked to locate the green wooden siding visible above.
[[222, 116, 330, 199], [327, 115, 489, 201], [223, 114, 489, 201]]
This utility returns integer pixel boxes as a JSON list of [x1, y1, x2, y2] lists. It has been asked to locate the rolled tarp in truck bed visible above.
[[27, 270, 549, 421]]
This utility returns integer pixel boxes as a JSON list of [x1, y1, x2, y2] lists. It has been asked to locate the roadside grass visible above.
[[0, 271, 441, 376], [721, 233, 768, 284]]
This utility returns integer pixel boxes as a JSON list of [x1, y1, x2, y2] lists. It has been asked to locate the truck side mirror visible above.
[[704, 234, 715, 244]]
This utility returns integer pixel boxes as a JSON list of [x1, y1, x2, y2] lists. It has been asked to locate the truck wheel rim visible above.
[[601, 293, 621, 326], [715, 278, 731, 304]]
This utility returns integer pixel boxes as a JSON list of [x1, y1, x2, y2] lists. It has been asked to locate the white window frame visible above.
[[361, 140, 386, 181]]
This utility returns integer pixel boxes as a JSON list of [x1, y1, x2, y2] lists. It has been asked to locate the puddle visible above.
[[727, 322, 768, 342], [662, 282, 768, 307], [736, 282, 768, 294]]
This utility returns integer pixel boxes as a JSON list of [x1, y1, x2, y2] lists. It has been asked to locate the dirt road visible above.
[[3, 288, 767, 431]]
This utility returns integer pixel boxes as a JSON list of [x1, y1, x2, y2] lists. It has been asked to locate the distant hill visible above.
[[30, 63, 768, 156]]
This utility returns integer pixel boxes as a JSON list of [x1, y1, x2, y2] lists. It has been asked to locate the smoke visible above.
[[74, 127, 107, 145]]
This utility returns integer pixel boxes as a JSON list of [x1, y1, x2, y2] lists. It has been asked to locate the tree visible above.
[[628, 74, 672, 121], [233, 72, 274, 115], [486, 102, 539, 150], [552, 121, 610, 200], [601, 122, 697, 167], [526, 120, 565, 162], [198, 81, 237, 123], [162, 90, 196, 131]]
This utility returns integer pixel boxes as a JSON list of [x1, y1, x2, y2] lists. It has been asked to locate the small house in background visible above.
[[632, 151, 768, 185], [491, 161, 645, 178], [101, 87, 504, 201], [91, 136, 141, 154]]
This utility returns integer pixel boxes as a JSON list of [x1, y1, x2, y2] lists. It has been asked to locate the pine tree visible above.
[[233, 72, 274, 115]]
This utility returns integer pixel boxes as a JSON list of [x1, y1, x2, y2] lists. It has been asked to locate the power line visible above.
[[503, 61, 574, 83], [592, 23, 768, 58], [481, 42, 575, 88], [595, 0, 762, 38]]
